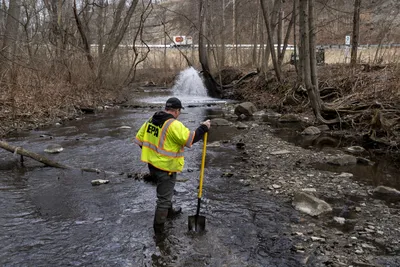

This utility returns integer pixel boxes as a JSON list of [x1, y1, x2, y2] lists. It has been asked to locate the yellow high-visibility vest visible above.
[[135, 118, 195, 172]]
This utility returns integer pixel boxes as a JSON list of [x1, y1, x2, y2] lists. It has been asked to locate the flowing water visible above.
[[0, 69, 304, 266]]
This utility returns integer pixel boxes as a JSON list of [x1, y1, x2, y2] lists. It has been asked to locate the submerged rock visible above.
[[373, 186, 400, 201]]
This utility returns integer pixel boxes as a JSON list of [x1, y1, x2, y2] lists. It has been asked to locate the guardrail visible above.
[[90, 44, 400, 50]]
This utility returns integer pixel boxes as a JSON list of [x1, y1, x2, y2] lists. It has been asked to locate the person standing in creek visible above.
[[134, 97, 211, 234]]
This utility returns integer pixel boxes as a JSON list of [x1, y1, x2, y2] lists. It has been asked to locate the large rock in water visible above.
[[373, 186, 400, 202], [292, 192, 332, 216], [44, 144, 63, 153], [326, 155, 357, 166], [234, 102, 257, 117], [301, 126, 321, 135]]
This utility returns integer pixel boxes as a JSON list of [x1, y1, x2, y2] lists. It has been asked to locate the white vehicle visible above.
[[171, 36, 193, 47]]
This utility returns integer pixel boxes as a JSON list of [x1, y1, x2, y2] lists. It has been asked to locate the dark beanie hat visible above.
[[165, 97, 184, 109]]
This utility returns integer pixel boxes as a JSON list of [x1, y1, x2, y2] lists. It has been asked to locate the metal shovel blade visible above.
[[188, 215, 206, 232]]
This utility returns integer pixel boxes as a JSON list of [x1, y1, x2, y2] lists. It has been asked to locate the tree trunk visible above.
[[97, 0, 139, 83], [299, 0, 307, 83], [73, 0, 94, 70], [260, 0, 282, 82], [1, 0, 21, 118], [43, 0, 63, 59], [232, 0, 238, 65], [309, 0, 318, 91], [199, 0, 220, 98], [278, 8, 294, 65], [0, 141, 121, 175], [96, 0, 106, 59], [277, 9, 283, 59], [252, 10, 260, 68], [299, 0, 338, 124], [293, 0, 299, 76], [1, 0, 21, 69], [221, 0, 226, 67], [351, 0, 361, 66], [0, 141, 70, 169]]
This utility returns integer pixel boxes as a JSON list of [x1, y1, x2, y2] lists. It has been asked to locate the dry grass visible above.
[[0, 61, 123, 136]]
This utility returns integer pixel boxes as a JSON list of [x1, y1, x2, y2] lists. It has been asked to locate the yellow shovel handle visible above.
[[198, 132, 208, 198]]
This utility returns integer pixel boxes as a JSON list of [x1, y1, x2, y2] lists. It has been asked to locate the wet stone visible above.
[[236, 122, 248, 129], [355, 248, 364, 254], [44, 144, 63, 153], [234, 102, 257, 117], [326, 155, 357, 166], [317, 124, 330, 131], [210, 118, 230, 126], [338, 172, 353, 178], [270, 150, 291, 155], [345, 146, 366, 154], [279, 114, 300, 122], [292, 192, 332, 216], [301, 126, 321, 135], [373, 186, 400, 201], [117, 126, 131, 129], [91, 179, 110, 186], [356, 157, 374, 165]]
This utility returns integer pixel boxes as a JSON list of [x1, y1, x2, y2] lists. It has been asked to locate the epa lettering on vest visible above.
[[147, 124, 159, 137]]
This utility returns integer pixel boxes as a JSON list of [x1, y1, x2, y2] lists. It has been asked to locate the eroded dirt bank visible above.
[[224, 64, 400, 151]]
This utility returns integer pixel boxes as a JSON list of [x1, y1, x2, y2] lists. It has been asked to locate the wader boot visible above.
[[167, 206, 182, 219], [153, 209, 168, 234]]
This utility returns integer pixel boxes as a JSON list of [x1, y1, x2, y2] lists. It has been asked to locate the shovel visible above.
[[188, 132, 208, 232]]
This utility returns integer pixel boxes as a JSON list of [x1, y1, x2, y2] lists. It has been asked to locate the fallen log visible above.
[[0, 140, 70, 169], [0, 140, 189, 182], [0, 140, 113, 174]]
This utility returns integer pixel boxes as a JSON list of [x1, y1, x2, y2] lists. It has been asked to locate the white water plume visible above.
[[172, 67, 208, 96]]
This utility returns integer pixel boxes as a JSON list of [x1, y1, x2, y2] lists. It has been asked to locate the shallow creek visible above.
[[1, 89, 399, 266]]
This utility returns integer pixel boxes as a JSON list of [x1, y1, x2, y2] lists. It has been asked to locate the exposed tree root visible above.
[[226, 64, 400, 148]]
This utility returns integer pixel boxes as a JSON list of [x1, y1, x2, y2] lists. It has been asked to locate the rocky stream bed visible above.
[[220, 102, 400, 267]]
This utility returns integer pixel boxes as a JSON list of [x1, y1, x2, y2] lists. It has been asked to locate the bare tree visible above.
[[298, 0, 339, 123], [97, 0, 139, 83], [95, 0, 107, 59], [351, 0, 361, 65], [199, 0, 220, 97], [43, 0, 64, 58], [126, 0, 153, 84], [73, 0, 94, 70], [1, 0, 21, 70], [260, 0, 282, 82]]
